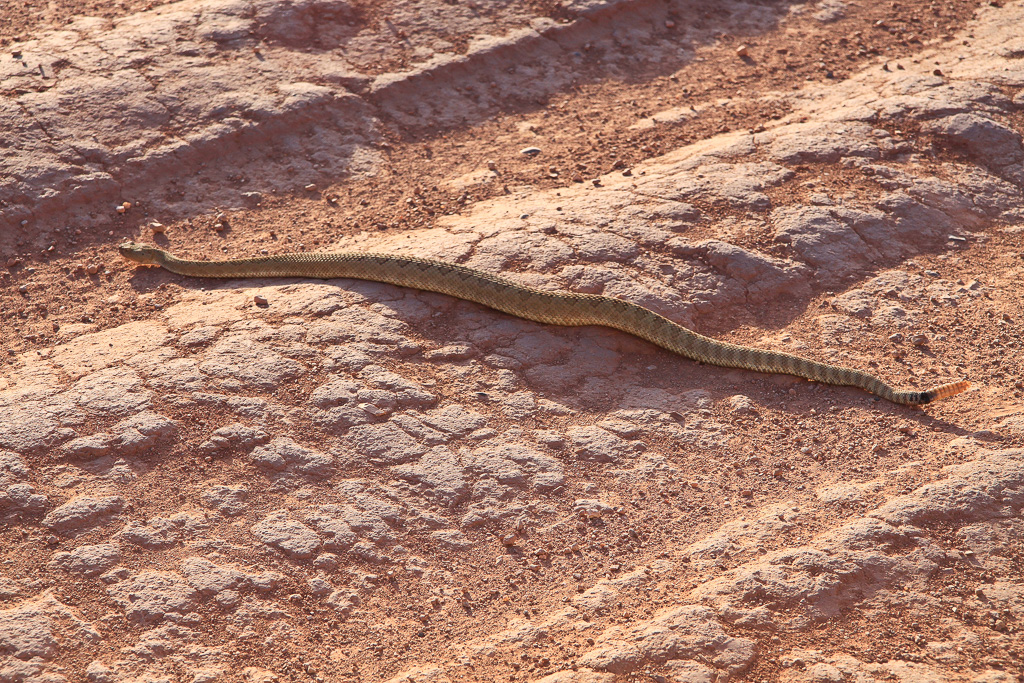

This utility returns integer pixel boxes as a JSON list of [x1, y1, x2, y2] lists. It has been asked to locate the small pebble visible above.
[[87, 264, 100, 275], [253, 295, 268, 306], [910, 333, 928, 345], [151, 222, 165, 233], [736, 44, 750, 58], [358, 403, 388, 417], [520, 146, 541, 156], [18, 284, 28, 294], [213, 223, 224, 231], [304, 183, 317, 191], [665, 19, 675, 28], [486, 160, 497, 171]]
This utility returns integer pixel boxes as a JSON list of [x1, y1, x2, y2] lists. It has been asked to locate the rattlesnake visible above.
[[119, 242, 969, 405]]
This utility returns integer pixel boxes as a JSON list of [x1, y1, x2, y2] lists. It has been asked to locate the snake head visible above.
[[119, 241, 164, 266]]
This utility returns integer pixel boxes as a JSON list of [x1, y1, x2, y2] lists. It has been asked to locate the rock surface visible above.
[[1, 0, 1022, 681]]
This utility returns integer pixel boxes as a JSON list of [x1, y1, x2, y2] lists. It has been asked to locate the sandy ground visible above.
[[1, 0, 1023, 682]]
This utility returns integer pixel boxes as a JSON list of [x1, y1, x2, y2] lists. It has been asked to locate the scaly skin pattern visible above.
[[119, 242, 970, 405]]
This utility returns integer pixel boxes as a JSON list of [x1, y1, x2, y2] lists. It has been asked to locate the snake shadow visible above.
[[126, 264, 978, 444]]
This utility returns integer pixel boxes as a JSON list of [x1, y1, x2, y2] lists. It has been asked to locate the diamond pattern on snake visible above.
[[119, 242, 970, 406]]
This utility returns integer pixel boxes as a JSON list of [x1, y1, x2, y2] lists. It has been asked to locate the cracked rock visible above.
[[310, 503, 397, 547], [180, 558, 246, 597], [0, 594, 100, 661], [199, 423, 270, 454], [252, 511, 322, 558], [305, 507, 359, 552], [117, 517, 183, 549], [310, 376, 361, 408], [567, 426, 631, 463], [391, 447, 469, 505], [60, 411, 178, 459], [417, 404, 488, 436], [198, 338, 305, 389], [0, 483, 48, 517], [248, 436, 333, 476], [41, 495, 125, 533], [106, 572, 199, 625], [579, 605, 756, 676], [48, 544, 121, 577], [463, 443, 564, 491], [0, 451, 30, 486], [200, 484, 249, 516], [345, 422, 427, 465], [924, 113, 1024, 167]]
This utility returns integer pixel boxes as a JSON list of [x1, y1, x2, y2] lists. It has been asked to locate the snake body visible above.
[[119, 242, 969, 405]]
